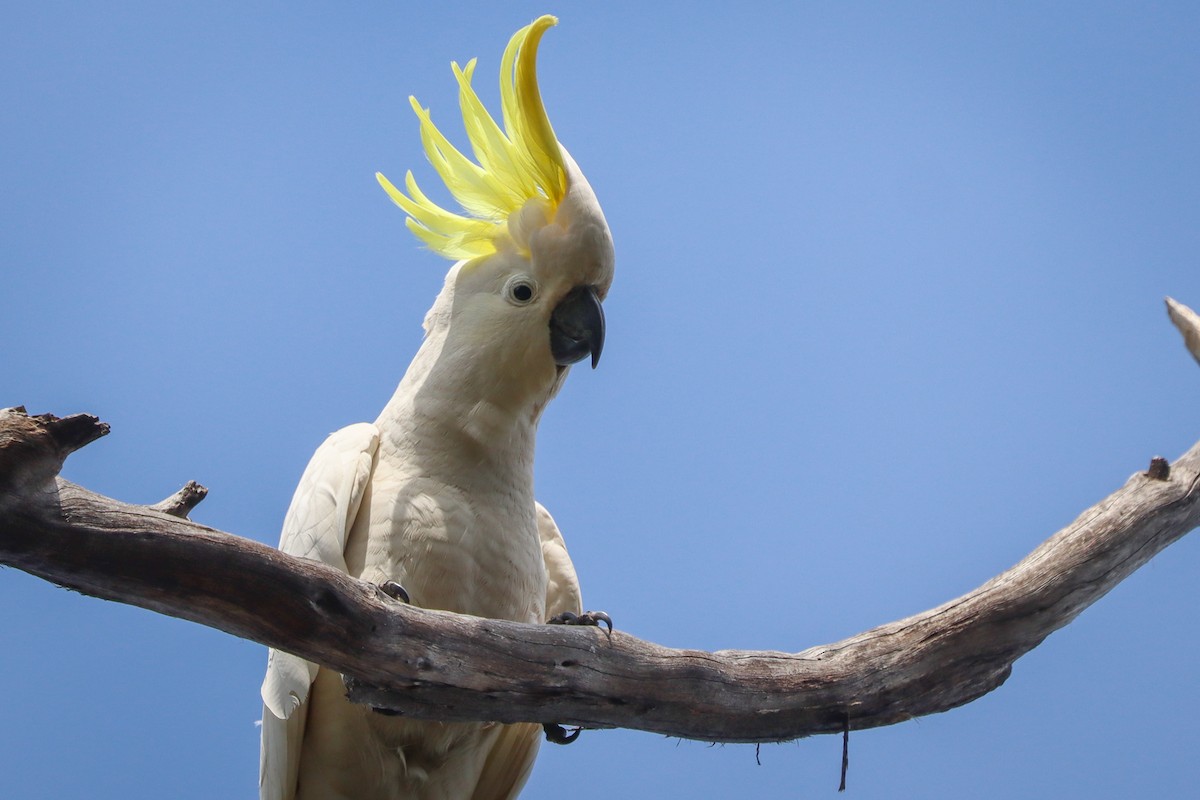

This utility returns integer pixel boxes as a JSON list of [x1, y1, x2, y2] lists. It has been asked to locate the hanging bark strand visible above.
[[0, 298, 1198, 744]]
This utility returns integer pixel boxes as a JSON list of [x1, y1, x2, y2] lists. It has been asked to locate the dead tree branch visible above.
[[1167, 295, 1200, 366], [149, 480, 209, 519], [0, 411, 1196, 741], [1, 298, 1198, 743]]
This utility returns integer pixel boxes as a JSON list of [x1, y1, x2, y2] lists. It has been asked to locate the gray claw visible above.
[[548, 609, 613, 641], [543, 722, 582, 745], [371, 706, 403, 716], [379, 581, 410, 604]]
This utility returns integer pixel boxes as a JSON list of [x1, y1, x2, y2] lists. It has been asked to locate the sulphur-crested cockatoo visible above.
[[259, 15, 613, 800]]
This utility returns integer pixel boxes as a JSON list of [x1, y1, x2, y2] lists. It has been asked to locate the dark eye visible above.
[[506, 277, 538, 305]]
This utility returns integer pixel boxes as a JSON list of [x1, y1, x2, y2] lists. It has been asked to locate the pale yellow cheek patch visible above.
[[377, 15, 568, 262]]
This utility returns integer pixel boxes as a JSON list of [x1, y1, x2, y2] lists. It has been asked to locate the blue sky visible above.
[[3, 2, 1198, 798]]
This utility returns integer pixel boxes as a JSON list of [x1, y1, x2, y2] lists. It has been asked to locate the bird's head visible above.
[[378, 16, 613, 412]]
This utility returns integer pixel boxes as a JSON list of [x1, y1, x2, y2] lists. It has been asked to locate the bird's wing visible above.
[[469, 502, 582, 800], [259, 696, 308, 800], [471, 723, 542, 800], [259, 422, 379, 800], [536, 501, 583, 619]]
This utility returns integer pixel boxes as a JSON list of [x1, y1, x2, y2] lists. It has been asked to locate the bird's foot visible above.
[[378, 580, 411, 604], [543, 611, 611, 743], [543, 722, 583, 745], [372, 580, 411, 715], [548, 609, 613, 640]]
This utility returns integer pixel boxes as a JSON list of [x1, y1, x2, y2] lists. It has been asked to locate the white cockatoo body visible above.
[[259, 16, 613, 800]]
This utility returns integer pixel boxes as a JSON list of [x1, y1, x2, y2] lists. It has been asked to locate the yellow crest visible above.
[[377, 15, 567, 260]]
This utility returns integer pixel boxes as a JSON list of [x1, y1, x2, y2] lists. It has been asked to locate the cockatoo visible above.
[[259, 15, 614, 800]]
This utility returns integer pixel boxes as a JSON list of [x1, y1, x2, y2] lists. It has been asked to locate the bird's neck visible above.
[[374, 326, 544, 483]]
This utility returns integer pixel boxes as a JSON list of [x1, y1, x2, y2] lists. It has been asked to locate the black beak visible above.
[[549, 285, 605, 369]]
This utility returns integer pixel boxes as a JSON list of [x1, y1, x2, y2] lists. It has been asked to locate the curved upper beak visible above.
[[549, 285, 605, 369]]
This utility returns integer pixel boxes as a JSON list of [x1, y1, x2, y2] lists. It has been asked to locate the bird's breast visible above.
[[346, 463, 547, 624]]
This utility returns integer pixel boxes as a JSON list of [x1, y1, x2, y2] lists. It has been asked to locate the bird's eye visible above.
[[505, 277, 538, 306]]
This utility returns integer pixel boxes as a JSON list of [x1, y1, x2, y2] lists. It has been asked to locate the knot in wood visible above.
[[1146, 456, 1170, 481]]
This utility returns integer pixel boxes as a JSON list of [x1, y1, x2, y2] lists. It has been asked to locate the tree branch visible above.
[[1167, 295, 1200, 366], [1, 400, 1198, 743], [148, 480, 209, 519]]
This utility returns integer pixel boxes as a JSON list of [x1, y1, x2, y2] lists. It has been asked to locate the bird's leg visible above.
[[541, 610, 613, 744], [548, 609, 613, 640], [369, 580, 412, 716]]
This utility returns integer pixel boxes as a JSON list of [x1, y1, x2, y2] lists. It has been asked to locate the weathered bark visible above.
[[1, 298, 1198, 743], [148, 480, 208, 519], [0, 408, 1196, 742]]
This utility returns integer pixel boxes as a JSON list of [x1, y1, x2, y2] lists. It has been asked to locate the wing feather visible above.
[[471, 723, 541, 800], [259, 422, 379, 800], [535, 502, 582, 619]]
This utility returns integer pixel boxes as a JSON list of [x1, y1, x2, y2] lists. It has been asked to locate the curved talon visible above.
[[379, 580, 410, 604], [543, 722, 582, 745], [548, 609, 613, 641], [371, 707, 403, 717], [581, 610, 613, 635]]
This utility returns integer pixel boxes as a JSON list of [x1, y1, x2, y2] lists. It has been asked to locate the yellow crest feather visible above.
[[377, 15, 567, 260]]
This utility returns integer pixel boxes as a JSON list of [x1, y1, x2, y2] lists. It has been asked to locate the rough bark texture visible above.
[[148, 480, 209, 519], [1, 402, 1198, 742]]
